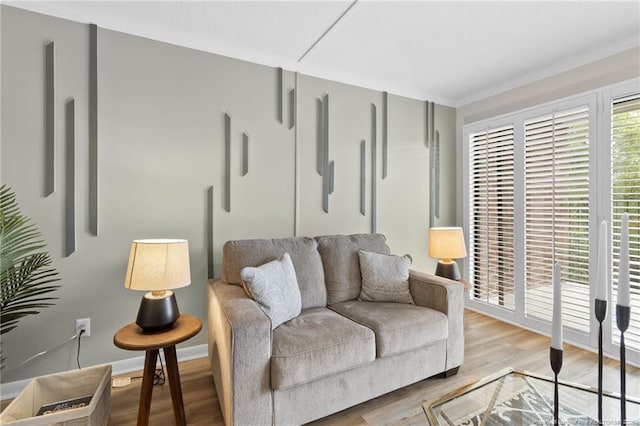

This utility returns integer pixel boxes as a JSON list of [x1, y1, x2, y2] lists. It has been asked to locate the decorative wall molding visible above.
[[428, 101, 438, 227], [277, 67, 283, 124], [65, 99, 76, 257], [316, 98, 324, 176], [435, 130, 440, 219], [371, 103, 377, 233], [207, 185, 215, 279], [241, 132, 249, 177], [328, 160, 335, 194], [382, 91, 388, 179], [289, 88, 296, 130], [89, 23, 99, 236], [429, 101, 435, 143], [294, 72, 300, 237], [425, 100, 436, 146], [322, 94, 330, 213], [45, 41, 55, 197], [360, 140, 366, 215], [224, 112, 231, 212], [425, 100, 429, 147]]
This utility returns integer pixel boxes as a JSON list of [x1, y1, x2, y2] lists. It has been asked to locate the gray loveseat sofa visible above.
[[207, 234, 464, 425]]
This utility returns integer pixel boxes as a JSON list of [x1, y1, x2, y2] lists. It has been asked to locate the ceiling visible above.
[[5, 1, 640, 106]]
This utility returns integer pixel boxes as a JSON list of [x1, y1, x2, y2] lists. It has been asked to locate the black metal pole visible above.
[[550, 347, 563, 425], [595, 298, 607, 425], [617, 304, 630, 425]]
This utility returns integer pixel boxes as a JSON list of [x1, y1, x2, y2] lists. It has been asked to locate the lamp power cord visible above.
[[3, 330, 85, 372], [76, 329, 85, 369]]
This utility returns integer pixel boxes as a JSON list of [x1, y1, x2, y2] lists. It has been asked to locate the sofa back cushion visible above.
[[222, 237, 327, 309], [315, 234, 390, 304]]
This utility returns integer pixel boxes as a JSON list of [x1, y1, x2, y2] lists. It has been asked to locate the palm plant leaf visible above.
[[0, 185, 60, 341]]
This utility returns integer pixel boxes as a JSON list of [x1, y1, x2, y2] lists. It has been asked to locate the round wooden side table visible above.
[[114, 314, 202, 426]]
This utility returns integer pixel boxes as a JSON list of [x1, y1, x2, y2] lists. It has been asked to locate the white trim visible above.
[[0, 344, 208, 400]]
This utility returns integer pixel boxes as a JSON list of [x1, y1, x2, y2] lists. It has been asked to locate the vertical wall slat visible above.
[[371, 103, 377, 233], [328, 160, 335, 194], [294, 72, 300, 236], [424, 100, 430, 147], [382, 91, 388, 179], [316, 98, 324, 176], [430, 101, 435, 143], [242, 132, 249, 177], [224, 112, 231, 212], [322, 94, 330, 213], [360, 140, 366, 216], [89, 24, 99, 235], [277, 67, 283, 123], [289, 88, 296, 130], [435, 130, 440, 219], [45, 42, 55, 197], [65, 99, 76, 257], [429, 116, 435, 228], [207, 185, 215, 279]]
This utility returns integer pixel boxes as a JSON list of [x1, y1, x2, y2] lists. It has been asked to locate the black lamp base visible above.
[[435, 260, 461, 281], [136, 291, 180, 332]]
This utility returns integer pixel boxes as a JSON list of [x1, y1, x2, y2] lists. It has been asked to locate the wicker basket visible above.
[[0, 364, 111, 425]]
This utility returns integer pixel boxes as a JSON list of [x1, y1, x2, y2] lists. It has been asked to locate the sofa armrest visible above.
[[408, 270, 464, 370], [207, 279, 272, 426]]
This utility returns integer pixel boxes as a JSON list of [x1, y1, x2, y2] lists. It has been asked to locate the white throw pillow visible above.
[[358, 250, 414, 304], [240, 253, 302, 329]]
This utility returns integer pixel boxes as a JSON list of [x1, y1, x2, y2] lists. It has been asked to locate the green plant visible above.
[[0, 184, 60, 365]]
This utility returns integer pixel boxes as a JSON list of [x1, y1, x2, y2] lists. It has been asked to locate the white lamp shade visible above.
[[428, 227, 467, 260], [124, 239, 191, 291]]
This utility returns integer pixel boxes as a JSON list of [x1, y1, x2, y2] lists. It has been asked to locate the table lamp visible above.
[[428, 227, 467, 281], [124, 239, 191, 331]]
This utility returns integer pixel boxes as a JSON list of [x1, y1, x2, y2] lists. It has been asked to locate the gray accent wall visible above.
[[0, 5, 456, 383]]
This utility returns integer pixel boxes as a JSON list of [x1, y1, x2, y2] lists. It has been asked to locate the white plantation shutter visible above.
[[469, 126, 515, 309], [465, 82, 640, 364], [612, 94, 640, 350], [524, 106, 590, 333]]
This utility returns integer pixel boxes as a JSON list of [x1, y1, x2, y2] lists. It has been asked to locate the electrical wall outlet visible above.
[[75, 318, 91, 337]]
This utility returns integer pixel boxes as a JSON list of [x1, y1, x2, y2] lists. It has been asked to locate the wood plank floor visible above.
[[5, 310, 640, 425]]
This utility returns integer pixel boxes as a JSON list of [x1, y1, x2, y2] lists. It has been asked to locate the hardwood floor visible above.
[[4, 310, 639, 425]]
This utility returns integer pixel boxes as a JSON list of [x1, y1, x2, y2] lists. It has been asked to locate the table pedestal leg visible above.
[[138, 349, 158, 426], [164, 345, 186, 426]]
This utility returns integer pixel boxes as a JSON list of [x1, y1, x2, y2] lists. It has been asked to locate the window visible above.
[[468, 126, 515, 310], [463, 80, 640, 364], [612, 94, 640, 351], [524, 106, 590, 333]]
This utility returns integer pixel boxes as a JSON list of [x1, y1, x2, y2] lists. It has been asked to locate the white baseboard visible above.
[[0, 344, 208, 400]]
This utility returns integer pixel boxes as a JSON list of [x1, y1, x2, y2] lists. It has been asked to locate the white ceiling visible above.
[[5, 1, 640, 106]]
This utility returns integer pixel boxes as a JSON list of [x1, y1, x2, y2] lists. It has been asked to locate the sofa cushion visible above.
[[241, 253, 302, 330], [330, 300, 448, 358], [315, 234, 390, 304], [223, 237, 326, 309], [271, 307, 375, 389], [358, 250, 414, 304]]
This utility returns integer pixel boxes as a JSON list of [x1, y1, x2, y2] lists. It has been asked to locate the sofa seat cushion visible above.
[[271, 307, 375, 390], [330, 301, 448, 358]]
